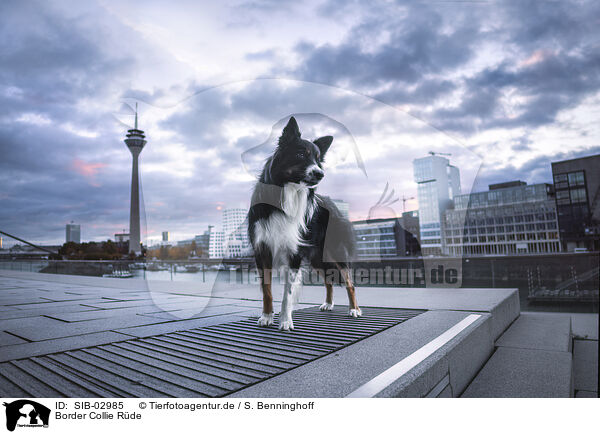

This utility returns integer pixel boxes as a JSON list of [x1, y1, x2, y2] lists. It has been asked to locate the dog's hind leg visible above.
[[255, 247, 274, 327], [339, 266, 361, 317], [279, 255, 302, 331], [320, 282, 334, 311], [315, 269, 334, 311]]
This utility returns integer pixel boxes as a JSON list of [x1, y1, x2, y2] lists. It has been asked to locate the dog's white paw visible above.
[[278, 314, 294, 331], [319, 302, 334, 311], [257, 312, 274, 327], [348, 308, 362, 318]]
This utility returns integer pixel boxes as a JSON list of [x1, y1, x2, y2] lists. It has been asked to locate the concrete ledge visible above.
[[573, 339, 598, 393], [496, 312, 572, 352], [462, 347, 573, 398], [229, 311, 493, 398]]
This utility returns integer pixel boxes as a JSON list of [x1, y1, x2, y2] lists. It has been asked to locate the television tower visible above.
[[124, 103, 146, 255]]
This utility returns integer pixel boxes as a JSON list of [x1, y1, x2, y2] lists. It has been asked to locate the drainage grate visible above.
[[0, 305, 424, 398]]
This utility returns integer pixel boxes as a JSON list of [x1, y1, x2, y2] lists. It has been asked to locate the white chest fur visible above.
[[253, 183, 315, 263]]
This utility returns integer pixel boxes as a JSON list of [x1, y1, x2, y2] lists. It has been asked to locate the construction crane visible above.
[[428, 151, 452, 157], [401, 195, 415, 213]]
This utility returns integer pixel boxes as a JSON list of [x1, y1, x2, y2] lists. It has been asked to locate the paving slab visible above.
[[5, 315, 169, 341], [0, 331, 131, 362], [80, 299, 160, 310], [9, 299, 98, 310], [46, 306, 168, 322], [462, 347, 573, 398], [495, 312, 571, 352], [0, 305, 99, 320], [0, 316, 66, 334], [573, 339, 598, 393], [0, 331, 28, 346]]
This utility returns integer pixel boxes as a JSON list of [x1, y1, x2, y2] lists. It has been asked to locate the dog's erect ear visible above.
[[279, 116, 301, 146], [313, 136, 333, 160]]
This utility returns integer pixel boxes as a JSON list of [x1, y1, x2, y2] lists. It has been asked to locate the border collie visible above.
[[248, 117, 361, 331]]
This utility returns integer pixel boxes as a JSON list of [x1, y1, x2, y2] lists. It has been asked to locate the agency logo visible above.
[[3, 400, 50, 432]]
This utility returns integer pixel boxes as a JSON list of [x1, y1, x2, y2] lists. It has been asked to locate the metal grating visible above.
[[0, 306, 424, 398]]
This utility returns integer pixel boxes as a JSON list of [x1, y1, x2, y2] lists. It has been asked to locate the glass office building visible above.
[[443, 182, 561, 256], [551, 155, 600, 252], [413, 155, 461, 255]]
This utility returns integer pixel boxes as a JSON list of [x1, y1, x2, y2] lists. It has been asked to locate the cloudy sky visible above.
[[1, 0, 599, 246]]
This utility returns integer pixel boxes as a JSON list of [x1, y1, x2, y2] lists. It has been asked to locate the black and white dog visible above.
[[248, 117, 361, 331]]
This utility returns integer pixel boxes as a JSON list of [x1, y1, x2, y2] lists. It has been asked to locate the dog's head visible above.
[[270, 117, 333, 187]]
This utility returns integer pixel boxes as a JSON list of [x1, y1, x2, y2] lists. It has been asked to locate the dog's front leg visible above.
[[258, 272, 274, 326], [256, 249, 274, 327], [339, 266, 361, 317], [279, 261, 302, 331], [279, 268, 295, 331]]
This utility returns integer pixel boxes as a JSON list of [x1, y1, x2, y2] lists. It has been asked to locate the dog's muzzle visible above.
[[305, 167, 324, 185]]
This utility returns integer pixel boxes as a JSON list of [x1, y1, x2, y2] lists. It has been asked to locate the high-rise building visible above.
[[551, 154, 600, 252], [66, 223, 80, 244], [208, 230, 225, 258], [124, 105, 146, 254], [413, 155, 461, 255], [443, 182, 560, 256], [162, 231, 169, 242], [332, 199, 350, 219], [223, 208, 250, 258]]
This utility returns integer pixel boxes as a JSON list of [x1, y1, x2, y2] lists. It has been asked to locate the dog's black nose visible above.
[[306, 167, 325, 185]]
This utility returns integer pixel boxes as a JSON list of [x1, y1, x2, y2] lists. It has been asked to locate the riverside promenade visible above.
[[0, 270, 597, 398]]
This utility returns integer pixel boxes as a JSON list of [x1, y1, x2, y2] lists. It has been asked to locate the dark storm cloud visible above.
[[431, 46, 600, 134], [0, 2, 130, 121], [0, 1, 141, 243], [286, 0, 600, 134], [156, 85, 233, 145], [0, 121, 133, 243], [501, 0, 597, 51], [292, 3, 479, 89], [375, 79, 457, 105], [155, 78, 365, 161]]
